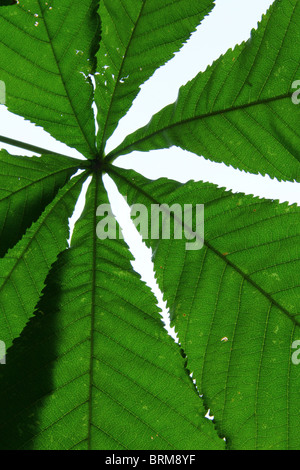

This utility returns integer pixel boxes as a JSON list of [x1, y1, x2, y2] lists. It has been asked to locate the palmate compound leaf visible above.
[[0, 175, 225, 451], [0, 170, 87, 351], [109, 166, 300, 450], [107, 0, 300, 183], [0, 0, 100, 158], [0, 150, 82, 257], [96, 0, 216, 152], [0, 0, 298, 452]]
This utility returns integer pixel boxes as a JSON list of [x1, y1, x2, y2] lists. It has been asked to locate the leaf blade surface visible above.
[[110, 166, 300, 450]]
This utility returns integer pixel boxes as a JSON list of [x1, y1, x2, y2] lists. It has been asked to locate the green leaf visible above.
[[0, 176, 225, 450], [96, 0, 215, 151], [0, 171, 86, 349], [0, 0, 299, 451], [0, 151, 80, 257], [110, 166, 300, 450], [107, 0, 300, 182], [0, 1, 100, 158]]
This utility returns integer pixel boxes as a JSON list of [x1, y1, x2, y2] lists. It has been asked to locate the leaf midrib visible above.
[[0, 164, 79, 204], [106, 92, 294, 161], [87, 173, 99, 450], [36, 0, 97, 158], [98, 0, 147, 151], [0, 172, 88, 300], [0, 135, 87, 161]]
